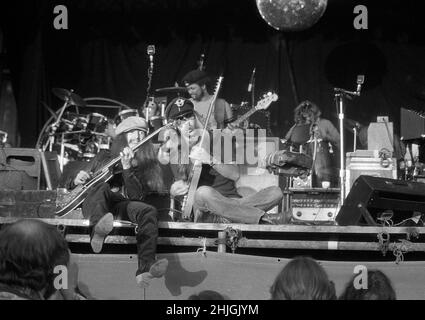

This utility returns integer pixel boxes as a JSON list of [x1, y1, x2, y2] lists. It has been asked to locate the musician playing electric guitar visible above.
[[64, 116, 168, 288], [158, 98, 283, 224]]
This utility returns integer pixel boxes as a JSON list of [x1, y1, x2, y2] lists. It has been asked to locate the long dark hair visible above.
[[270, 256, 336, 300], [339, 269, 396, 300], [294, 100, 322, 125], [110, 132, 165, 193]]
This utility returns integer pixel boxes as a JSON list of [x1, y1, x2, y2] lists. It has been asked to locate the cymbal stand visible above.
[[60, 132, 65, 172], [43, 97, 70, 152]]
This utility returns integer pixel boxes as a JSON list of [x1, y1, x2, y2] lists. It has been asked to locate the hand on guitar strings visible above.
[[120, 146, 135, 170], [73, 170, 91, 186], [189, 145, 216, 165], [222, 125, 244, 138], [170, 180, 189, 197]]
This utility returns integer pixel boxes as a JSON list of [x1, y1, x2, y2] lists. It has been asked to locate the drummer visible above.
[[182, 69, 234, 130], [284, 100, 340, 188]]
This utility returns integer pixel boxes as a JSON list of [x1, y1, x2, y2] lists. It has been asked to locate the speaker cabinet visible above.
[[336, 175, 425, 226], [0, 148, 41, 190]]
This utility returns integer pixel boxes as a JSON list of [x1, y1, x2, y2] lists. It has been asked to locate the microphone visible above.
[[356, 74, 365, 95], [147, 45, 155, 70], [248, 68, 256, 92]]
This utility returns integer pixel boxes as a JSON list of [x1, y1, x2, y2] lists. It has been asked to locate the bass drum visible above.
[[306, 139, 338, 188]]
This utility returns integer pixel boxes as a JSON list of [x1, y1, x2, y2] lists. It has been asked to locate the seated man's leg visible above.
[[194, 186, 264, 224], [124, 201, 168, 287], [237, 186, 283, 212], [82, 183, 119, 253]]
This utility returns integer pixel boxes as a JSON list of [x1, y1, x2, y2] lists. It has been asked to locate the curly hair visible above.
[[294, 100, 322, 124], [270, 256, 336, 300], [0, 219, 70, 298], [339, 269, 396, 300]]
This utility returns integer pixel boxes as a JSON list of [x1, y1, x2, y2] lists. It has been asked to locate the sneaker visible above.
[[90, 213, 114, 253], [149, 258, 168, 278], [135, 259, 168, 289]]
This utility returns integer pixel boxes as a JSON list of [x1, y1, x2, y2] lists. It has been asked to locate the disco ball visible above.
[[256, 0, 328, 31]]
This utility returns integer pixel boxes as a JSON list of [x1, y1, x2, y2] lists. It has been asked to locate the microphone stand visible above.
[[333, 87, 360, 206], [251, 74, 255, 108]]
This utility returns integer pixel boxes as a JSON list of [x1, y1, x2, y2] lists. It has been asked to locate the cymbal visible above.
[[155, 86, 187, 93], [52, 88, 86, 107]]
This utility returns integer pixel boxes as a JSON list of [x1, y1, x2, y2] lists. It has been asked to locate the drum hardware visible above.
[[87, 112, 108, 133], [0, 130, 8, 145], [118, 109, 139, 122], [155, 86, 187, 94], [149, 116, 165, 132], [45, 89, 86, 153], [52, 88, 87, 107]]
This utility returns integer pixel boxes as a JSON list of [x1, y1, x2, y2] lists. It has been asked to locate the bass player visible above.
[[158, 98, 283, 224]]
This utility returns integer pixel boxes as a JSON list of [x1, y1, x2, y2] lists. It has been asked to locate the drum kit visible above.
[[40, 79, 270, 170], [38, 87, 186, 170], [38, 89, 115, 170]]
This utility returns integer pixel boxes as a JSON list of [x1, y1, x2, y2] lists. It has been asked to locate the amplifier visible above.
[[289, 188, 340, 222], [345, 150, 397, 195]]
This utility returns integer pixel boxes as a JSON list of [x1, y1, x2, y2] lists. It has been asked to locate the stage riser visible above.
[[0, 190, 57, 218]]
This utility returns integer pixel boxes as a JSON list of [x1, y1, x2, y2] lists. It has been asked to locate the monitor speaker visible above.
[[336, 175, 425, 226]]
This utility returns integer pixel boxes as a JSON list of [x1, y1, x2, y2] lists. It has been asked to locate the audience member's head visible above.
[[188, 290, 226, 300], [0, 219, 70, 300], [270, 256, 336, 300], [339, 269, 396, 300]]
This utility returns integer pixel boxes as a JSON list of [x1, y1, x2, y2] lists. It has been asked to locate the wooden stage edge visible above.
[[1, 216, 425, 256], [1, 216, 425, 234]]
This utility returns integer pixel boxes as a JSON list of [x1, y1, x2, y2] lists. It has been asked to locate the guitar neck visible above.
[[95, 123, 172, 175]]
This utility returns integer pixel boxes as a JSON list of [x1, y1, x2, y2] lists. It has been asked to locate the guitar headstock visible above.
[[213, 76, 224, 96], [255, 92, 278, 110]]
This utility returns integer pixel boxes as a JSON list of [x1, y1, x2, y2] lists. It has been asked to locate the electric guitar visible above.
[[229, 92, 278, 128], [180, 76, 224, 220], [55, 123, 174, 217], [196, 92, 278, 130]]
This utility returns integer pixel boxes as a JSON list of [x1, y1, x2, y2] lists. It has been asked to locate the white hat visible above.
[[115, 116, 148, 135]]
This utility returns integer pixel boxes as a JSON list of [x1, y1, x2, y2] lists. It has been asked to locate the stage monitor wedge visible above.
[[336, 175, 425, 226]]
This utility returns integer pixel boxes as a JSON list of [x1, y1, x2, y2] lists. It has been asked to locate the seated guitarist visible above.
[[64, 116, 168, 288], [158, 98, 283, 224]]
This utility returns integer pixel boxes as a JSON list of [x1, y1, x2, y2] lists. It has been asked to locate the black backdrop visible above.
[[1, 0, 425, 147]]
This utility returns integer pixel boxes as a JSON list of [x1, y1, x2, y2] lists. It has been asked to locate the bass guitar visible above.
[[230, 92, 278, 128], [180, 76, 224, 220]]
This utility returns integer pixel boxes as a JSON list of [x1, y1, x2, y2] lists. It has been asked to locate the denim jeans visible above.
[[193, 186, 283, 224], [82, 183, 158, 275]]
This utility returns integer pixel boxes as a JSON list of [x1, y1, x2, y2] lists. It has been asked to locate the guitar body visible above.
[[182, 161, 203, 220], [55, 170, 110, 217]]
